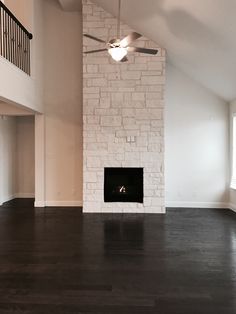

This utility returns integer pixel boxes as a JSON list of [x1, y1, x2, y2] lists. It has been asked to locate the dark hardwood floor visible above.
[[0, 199, 236, 313]]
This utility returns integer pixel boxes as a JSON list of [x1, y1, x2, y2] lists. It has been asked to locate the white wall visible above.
[[0, 116, 16, 204], [0, 115, 35, 205], [41, 0, 83, 206], [165, 63, 229, 208], [16, 116, 35, 198], [4, 0, 33, 31], [229, 100, 236, 210]]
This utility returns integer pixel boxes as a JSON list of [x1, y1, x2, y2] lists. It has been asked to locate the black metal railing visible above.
[[0, 1, 33, 75]]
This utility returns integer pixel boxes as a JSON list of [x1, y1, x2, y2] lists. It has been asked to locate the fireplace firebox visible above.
[[104, 168, 143, 203]]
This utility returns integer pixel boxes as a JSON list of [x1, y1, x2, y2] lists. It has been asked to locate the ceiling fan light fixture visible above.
[[108, 47, 128, 62]]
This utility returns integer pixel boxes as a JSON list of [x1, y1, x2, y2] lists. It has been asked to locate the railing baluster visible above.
[[0, 1, 33, 75], [9, 12, 11, 62], [26, 33, 31, 75], [19, 28, 22, 69], [16, 24, 18, 67], [6, 13, 10, 61], [13, 16, 16, 66], [3, 10, 6, 58], [0, 7, 1, 56], [0, 6, 2, 56], [20, 27, 22, 70]]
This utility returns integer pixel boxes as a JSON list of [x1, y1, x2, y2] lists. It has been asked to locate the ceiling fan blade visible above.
[[120, 32, 142, 48], [120, 56, 128, 62], [83, 34, 106, 44], [127, 46, 158, 55], [84, 48, 107, 54]]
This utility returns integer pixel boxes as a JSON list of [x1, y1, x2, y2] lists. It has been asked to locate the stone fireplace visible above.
[[82, 0, 166, 213]]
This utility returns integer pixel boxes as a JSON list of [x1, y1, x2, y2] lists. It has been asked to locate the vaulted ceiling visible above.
[[58, 0, 81, 11], [59, 0, 236, 102]]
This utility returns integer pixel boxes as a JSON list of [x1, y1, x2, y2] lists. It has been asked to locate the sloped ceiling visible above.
[[58, 0, 81, 11], [60, 0, 236, 101], [0, 101, 35, 116]]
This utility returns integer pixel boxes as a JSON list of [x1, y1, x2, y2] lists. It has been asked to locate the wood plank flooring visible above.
[[0, 199, 235, 313]]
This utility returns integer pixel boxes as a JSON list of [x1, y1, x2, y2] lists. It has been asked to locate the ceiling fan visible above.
[[83, 0, 158, 62]]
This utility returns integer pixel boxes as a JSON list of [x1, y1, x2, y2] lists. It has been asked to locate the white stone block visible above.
[[86, 143, 108, 151], [87, 156, 101, 167], [122, 109, 135, 117], [107, 73, 121, 80], [87, 99, 99, 106], [95, 109, 119, 116], [148, 143, 161, 152], [141, 76, 165, 85], [84, 93, 99, 99], [141, 152, 161, 163], [99, 64, 119, 73], [136, 136, 148, 147], [132, 93, 145, 101], [84, 172, 97, 183], [84, 56, 109, 64], [142, 71, 162, 76], [83, 107, 94, 115], [111, 93, 124, 102], [123, 119, 138, 130], [110, 80, 137, 88], [121, 71, 141, 80], [108, 143, 124, 153], [151, 198, 164, 206], [101, 116, 122, 127], [86, 116, 100, 124], [125, 152, 140, 162], [146, 93, 162, 100], [128, 64, 147, 71], [87, 65, 98, 73], [83, 201, 102, 213], [104, 18, 118, 25], [141, 125, 151, 132], [147, 61, 162, 71], [135, 57, 149, 64], [83, 21, 105, 28], [124, 93, 132, 101], [136, 109, 162, 120], [99, 98, 110, 108], [87, 183, 100, 190], [88, 78, 107, 87]]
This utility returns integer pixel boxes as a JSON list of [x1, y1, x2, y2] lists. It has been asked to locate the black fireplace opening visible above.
[[104, 168, 143, 203]]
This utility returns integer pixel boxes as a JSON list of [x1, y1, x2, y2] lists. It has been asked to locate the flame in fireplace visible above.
[[119, 185, 126, 193]]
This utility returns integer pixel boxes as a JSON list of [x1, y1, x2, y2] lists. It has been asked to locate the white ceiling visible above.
[[60, 0, 236, 102]]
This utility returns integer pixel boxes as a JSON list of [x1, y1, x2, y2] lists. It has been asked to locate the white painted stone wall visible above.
[[83, 0, 165, 213]]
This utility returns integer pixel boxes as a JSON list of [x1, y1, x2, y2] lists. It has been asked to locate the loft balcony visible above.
[[0, 1, 33, 75], [0, 1, 43, 114]]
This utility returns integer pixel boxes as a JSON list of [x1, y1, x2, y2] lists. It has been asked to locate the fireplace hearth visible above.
[[104, 168, 143, 203]]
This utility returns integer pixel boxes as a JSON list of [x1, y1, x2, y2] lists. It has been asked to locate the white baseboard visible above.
[[34, 200, 83, 208], [228, 203, 236, 213], [0, 194, 15, 206], [45, 201, 83, 207], [165, 201, 229, 209], [0, 193, 35, 206], [34, 201, 45, 207], [14, 193, 35, 198]]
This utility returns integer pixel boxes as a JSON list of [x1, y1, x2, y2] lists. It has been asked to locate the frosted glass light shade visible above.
[[108, 47, 128, 62]]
